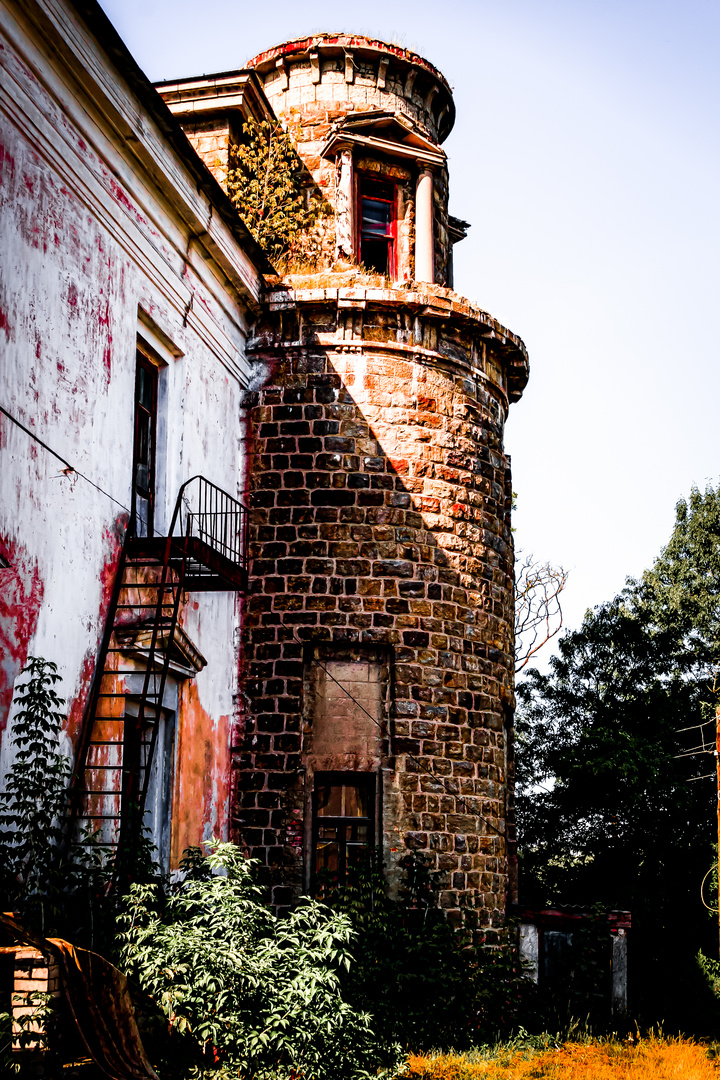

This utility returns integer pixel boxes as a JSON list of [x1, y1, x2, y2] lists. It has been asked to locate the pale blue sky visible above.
[[101, 0, 720, 653]]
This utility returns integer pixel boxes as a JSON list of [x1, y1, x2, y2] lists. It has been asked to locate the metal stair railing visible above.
[[66, 476, 247, 877], [171, 475, 248, 587]]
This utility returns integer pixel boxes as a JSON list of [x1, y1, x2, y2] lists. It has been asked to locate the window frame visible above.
[[311, 771, 376, 891], [131, 350, 158, 538], [356, 174, 397, 279]]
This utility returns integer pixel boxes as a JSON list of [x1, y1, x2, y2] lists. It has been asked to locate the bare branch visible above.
[[514, 553, 568, 672]]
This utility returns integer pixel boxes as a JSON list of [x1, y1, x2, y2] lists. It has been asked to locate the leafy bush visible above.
[[226, 118, 326, 268], [323, 856, 531, 1051], [116, 841, 398, 1079], [0, 658, 70, 914]]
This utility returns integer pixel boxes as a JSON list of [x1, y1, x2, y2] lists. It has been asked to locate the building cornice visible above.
[[255, 277, 530, 404], [155, 70, 275, 125]]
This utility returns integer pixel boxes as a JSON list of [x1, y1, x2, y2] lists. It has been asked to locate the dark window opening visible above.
[[313, 773, 375, 891], [358, 177, 395, 277], [132, 353, 157, 538]]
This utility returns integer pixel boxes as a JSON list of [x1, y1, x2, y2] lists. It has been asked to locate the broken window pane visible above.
[[312, 773, 374, 891]]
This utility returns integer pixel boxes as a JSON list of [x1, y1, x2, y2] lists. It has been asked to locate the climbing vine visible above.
[[226, 117, 326, 268]]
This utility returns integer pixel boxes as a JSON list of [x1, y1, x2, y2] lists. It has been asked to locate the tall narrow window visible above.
[[313, 773, 374, 891], [358, 177, 395, 277], [132, 353, 157, 538], [123, 697, 176, 876], [141, 707, 176, 877]]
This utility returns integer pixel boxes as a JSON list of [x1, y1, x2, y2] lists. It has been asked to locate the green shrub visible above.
[[323, 856, 531, 1051], [116, 840, 399, 1079], [0, 658, 70, 915], [0, 658, 113, 946]]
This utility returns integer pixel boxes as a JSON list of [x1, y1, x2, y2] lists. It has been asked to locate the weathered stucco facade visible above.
[[159, 35, 529, 932], [0, 0, 268, 869]]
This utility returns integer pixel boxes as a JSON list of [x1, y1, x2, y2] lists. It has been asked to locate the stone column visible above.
[[415, 169, 434, 283], [611, 929, 628, 1016], [336, 149, 355, 261], [519, 923, 540, 982]]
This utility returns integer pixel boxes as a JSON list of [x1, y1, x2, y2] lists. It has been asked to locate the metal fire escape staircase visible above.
[[67, 476, 247, 869]]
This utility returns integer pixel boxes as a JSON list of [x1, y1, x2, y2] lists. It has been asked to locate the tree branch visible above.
[[514, 554, 568, 672]]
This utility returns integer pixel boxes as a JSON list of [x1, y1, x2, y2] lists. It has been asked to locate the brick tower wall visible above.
[[248, 36, 454, 148], [234, 280, 527, 936]]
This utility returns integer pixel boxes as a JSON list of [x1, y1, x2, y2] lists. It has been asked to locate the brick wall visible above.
[[11, 948, 61, 1052], [182, 118, 233, 186], [233, 278, 528, 936], [255, 48, 450, 146]]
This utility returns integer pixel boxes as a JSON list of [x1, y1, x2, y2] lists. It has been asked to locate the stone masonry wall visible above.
[[249, 39, 453, 146], [247, 38, 453, 283], [182, 118, 233, 187], [233, 277, 527, 936]]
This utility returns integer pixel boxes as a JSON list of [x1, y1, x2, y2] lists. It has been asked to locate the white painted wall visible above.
[[0, 0, 261, 848]]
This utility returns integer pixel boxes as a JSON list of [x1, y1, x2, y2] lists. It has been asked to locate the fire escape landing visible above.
[[67, 476, 247, 872]]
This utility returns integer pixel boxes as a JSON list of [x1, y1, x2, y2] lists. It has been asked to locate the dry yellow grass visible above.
[[407, 1036, 720, 1080]]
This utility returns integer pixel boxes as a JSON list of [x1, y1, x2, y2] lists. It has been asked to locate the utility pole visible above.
[[716, 703, 720, 956]]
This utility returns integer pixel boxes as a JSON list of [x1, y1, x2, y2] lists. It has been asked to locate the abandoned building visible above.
[[160, 33, 530, 928], [1, 3, 530, 934], [0, 0, 271, 870]]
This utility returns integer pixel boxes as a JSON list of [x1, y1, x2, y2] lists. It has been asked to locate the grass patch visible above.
[[407, 1035, 720, 1078]]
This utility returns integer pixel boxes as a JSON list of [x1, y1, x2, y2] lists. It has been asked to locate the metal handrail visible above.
[[169, 475, 248, 579]]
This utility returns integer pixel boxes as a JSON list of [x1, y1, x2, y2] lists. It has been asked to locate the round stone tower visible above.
[[233, 35, 530, 936], [246, 34, 456, 284]]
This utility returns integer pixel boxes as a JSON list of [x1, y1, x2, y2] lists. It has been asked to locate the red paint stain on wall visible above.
[[66, 514, 126, 747], [0, 307, 12, 341], [65, 649, 96, 750], [109, 178, 134, 215], [98, 296, 112, 381], [0, 537, 44, 739], [0, 140, 16, 182]]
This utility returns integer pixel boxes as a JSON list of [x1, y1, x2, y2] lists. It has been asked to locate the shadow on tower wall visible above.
[[236, 305, 516, 934]]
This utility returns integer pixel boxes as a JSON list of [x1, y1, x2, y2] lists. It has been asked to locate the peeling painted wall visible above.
[[0, 0, 262, 866]]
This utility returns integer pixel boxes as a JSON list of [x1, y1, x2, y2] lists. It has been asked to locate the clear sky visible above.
[[101, 0, 720, 653]]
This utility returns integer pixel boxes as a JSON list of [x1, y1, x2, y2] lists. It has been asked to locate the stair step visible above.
[[68, 489, 247, 875]]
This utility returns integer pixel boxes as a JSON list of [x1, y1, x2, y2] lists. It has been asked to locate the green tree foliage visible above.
[[516, 484, 720, 1029], [0, 658, 115, 947], [0, 658, 72, 931], [117, 841, 397, 1080], [226, 118, 324, 268], [639, 484, 720, 664]]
